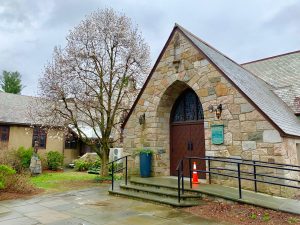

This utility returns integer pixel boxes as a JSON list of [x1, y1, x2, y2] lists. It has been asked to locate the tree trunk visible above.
[[100, 143, 110, 177]]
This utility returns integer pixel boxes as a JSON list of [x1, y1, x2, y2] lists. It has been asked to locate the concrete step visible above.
[[109, 177, 300, 214], [129, 176, 194, 192], [119, 183, 201, 200], [109, 187, 201, 207], [108, 177, 203, 207]]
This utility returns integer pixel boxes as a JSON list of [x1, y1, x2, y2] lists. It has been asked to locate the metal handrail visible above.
[[193, 157, 300, 172], [212, 156, 300, 169], [107, 155, 130, 191], [176, 156, 300, 202], [176, 159, 184, 203], [108, 155, 129, 164]]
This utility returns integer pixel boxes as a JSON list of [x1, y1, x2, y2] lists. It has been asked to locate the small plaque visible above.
[[211, 124, 224, 145]]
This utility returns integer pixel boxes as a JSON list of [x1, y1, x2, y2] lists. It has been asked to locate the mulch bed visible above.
[[0, 189, 44, 201], [184, 199, 300, 225]]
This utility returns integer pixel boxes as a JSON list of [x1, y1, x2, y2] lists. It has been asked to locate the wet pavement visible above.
[[0, 184, 227, 225]]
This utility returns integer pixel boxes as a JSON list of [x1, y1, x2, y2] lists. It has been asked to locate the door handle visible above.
[[187, 141, 193, 151]]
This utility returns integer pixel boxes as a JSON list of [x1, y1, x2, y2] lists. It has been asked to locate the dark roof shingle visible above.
[[242, 51, 300, 114], [177, 24, 300, 136], [0, 92, 36, 125]]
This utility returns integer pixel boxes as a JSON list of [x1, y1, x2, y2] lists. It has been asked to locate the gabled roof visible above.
[[242, 51, 300, 114], [0, 92, 110, 138], [0, 92, 36, 125], [122, 24, 300, 137]]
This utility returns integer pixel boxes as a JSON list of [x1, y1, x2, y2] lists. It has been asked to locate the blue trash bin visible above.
[[140, 152, 152, 177]]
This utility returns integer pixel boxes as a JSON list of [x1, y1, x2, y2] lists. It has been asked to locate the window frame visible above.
[[0, 125, 10, 142], [171, 89, 204, 123], [64, 134, 78, 149], [296, 143, 300, 166], [32, 127, 47, 149]]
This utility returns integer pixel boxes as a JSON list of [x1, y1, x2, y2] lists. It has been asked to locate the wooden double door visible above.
[[169, 88, 206, 178], [170, 121, 205, 178]]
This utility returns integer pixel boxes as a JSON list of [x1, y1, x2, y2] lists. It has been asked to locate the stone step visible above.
[[109, 188, 202, 207], [119, 183, 201, 200], [129, 177, 195, 192]]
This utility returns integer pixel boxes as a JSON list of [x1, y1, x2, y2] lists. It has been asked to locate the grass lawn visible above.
[[30, 170, 101, 193]]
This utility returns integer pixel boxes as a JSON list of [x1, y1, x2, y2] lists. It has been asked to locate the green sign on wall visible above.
[[211, 124, 224, 145]]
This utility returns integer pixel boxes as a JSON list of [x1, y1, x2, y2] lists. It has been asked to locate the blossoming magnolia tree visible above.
[[37, 8, 150, 176]]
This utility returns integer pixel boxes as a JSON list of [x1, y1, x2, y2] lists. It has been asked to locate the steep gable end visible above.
[[123, 24, 300, 137], [177, 24, 300, 137]]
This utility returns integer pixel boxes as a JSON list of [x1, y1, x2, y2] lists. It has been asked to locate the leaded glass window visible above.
[[172, 89, 204, 122], [32, 127, 47, 148], [0, 126, 9, 142]]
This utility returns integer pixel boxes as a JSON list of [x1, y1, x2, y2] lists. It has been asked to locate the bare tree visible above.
[[37, 8, 150, 176]]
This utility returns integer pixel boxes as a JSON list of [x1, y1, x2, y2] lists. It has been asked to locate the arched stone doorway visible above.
[[170, 88, 206, 177]]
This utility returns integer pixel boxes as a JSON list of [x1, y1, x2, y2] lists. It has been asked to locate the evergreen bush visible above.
[[47, 151, 64, 171], [16, 146, 33, 169], [0, 164, 16, 189]]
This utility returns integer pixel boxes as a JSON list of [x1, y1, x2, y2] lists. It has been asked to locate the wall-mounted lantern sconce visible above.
[[139, 113, 145, 125], [208, 104, 223, 119]]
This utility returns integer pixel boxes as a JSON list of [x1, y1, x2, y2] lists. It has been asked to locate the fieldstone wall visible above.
[[123, 31, 300, 197]]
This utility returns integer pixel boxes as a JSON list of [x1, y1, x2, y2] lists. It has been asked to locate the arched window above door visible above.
[[171, 89, 204, 122]]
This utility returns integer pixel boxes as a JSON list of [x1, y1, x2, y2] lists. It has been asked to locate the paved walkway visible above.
[[0, 184, 226, 225]]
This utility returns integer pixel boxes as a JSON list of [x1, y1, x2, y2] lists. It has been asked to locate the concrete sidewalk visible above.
[[0, 184, 226, 225]]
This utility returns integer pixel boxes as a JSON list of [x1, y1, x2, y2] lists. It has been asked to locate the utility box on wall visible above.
[[109, 148, 123, 161]]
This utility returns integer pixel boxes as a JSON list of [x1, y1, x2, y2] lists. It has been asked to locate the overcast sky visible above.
[[0, 0, 299, 96]]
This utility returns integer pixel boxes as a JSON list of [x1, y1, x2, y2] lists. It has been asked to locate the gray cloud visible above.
[[0, 0, 299, 95]]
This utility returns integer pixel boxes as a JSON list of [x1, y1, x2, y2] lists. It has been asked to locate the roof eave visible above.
[[176, 26, 300, 138], [122, 24, 300, 138]]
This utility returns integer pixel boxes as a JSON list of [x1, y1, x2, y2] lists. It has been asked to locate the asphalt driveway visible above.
[[0, 184, 225, 225]]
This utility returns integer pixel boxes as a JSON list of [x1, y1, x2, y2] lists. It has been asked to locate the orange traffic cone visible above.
[[192, 162, 199, 184]]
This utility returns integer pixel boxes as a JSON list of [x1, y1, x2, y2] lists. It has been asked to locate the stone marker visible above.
[[30, 141, 42, 175]]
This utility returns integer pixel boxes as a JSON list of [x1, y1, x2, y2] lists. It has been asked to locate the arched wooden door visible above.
[[170, 89, 206, 178]]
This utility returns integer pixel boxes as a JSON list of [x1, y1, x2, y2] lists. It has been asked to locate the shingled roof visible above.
[[122, 24, 300, 137], [242, 51, 300, 114], [0, 92, 108, 138], [0, 92, 36, 125]]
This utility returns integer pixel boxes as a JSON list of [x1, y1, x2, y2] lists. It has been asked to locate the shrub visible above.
[[135, 148, 154, 156], [87, 160, 101, 174], [38, 154, 48, 170], [5, 171, 37, 194], [16, 146, 33, 169], [93, 159, 101, 168], [0, 149, 22, 172], [0, 147, 34, 172], [74, 159, 93, 171], [0, 164, 16, 189], [47, 151, 64, 171], [108, 162, 123, 173], [74, 154, 101, 172]]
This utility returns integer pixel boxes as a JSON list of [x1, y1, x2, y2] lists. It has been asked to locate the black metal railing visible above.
[[176, 156, 300, 203], [107, 155, 130, 191], [176, 159, 185, 203]]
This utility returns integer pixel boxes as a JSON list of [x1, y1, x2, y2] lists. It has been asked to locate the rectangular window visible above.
[[0, 126, 9, 142], [32, 127, 47, 148], [65, 135, 78, 149], [297, 143, 300, 165]]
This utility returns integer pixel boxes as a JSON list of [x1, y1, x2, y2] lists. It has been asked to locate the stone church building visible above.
[[121, 24, 300, 192]]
